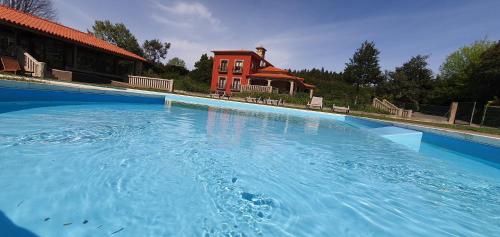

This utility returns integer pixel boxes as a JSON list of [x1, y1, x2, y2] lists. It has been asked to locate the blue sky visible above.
[[52, 0, 500, 73]]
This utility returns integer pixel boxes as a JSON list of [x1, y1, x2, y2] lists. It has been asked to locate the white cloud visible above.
[[152, 1, 222, 29], [150, 14, 192, 28], [52, 0, 94, 29], [166, 38, 212, 69]]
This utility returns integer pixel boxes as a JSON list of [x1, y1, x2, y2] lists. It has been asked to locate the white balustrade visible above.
[[128, 75, 174, 92], [18, 49, 46, 78], [240, 84, 273, 93], [373, 98, 412, 118]]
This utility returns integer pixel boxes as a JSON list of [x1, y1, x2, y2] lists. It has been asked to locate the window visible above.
[[217, 77, 226, 89], [231, 78, 241, 91], [234, 60, 243, 73], [219, 60, 228, 72]]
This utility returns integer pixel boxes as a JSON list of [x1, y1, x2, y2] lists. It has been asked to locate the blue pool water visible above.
[[0, 80, 499, 236]]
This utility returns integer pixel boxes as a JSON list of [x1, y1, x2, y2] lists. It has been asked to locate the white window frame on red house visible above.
[[217, 76, 227, 90], [231, 77, 241, 91], [219, 59, 228, 72], [233, 60, 243, 73]]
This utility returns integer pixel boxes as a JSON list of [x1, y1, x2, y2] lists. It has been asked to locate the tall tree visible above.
[[469, 42, 500, 102], [142, 39, 171, 64], [190, 54, 213, 84], [1, 0, 57, 20], [437, 40, 495, 101], [89, 20, 143, 56], [167, 57, 186, 68], [385, 55, 434, 110], [344, 41, 382, 103]]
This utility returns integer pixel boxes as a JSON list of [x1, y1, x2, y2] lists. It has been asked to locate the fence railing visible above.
[[18, 49, 46, 78], [372, 98, 412, 118], [240, 84, 273, 93], [480, 105, 500, 128], [128, 75, 174, 92]]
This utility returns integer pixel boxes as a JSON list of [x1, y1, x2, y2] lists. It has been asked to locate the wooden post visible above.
[[289, 81, 294, 95], [448, 102, 458, 124], [267, 80, 271, 87], [309, 89, 314, 98], [73, 46, 78, 69]]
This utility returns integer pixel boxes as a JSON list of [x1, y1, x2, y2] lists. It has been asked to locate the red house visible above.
[[210, 47, 315, 97]]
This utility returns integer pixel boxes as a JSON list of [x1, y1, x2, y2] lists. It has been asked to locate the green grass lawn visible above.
[[349, 112, 500, 136]]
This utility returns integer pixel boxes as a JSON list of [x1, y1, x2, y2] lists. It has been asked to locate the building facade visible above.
[[0, 5, 146, 83], [210, 47, 315, 97]]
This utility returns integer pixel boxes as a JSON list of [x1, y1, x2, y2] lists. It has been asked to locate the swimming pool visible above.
[[1, 80, 499, 236]]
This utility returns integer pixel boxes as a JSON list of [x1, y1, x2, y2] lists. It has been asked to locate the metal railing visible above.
[[128, 75, 174, 92], [240, 84, 273, 93], [233, 66, 243, 73]]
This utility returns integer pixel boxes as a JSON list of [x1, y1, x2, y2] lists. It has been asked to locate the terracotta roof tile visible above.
[[0, 5, 145, 61]]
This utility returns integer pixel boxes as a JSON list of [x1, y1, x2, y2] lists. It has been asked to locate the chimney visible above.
[[256, 46, 267, 59]]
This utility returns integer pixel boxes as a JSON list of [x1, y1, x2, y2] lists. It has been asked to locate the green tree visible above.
[[142, 39, 171, 64], [344, 41, 382, 93], [469, 42, 500, 102], [167, 57, 186, 68], [189, 54, 213, 84], [437, 40, 495, 101], [89, 20, 143, 56], [385, 55, 434, 110]]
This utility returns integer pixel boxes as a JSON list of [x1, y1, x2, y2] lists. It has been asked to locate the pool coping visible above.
[[1, 76, 500, 148]]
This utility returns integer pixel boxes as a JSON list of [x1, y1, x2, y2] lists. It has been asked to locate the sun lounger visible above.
[[246, 96, 257, 103], [210, 91, 230, 99], [265, 98, 283, 106], [332, 104, 350, 113], [307, 96, 323, 110], [220, 91, 230, 100], [0, 56, 21, 74], [210, 93, 220, 99]]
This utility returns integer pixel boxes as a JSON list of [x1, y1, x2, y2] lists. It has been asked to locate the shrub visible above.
[[174, 77, 210, 93]]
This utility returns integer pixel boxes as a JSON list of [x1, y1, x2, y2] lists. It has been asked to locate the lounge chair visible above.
[[209, 92, 220, 99], [307, 96, 323, 110], [0, 56, 21, 74], [265, 98, 283, 106], [264, 98, 274, 105], [332, 104, 350, 113], [246, 96, 257, 103], [210, 90, 229, 99], [220, 91, 231, 100]]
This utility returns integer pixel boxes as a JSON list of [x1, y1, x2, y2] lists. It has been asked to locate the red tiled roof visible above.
[[212, 50, 274, 67], [258, 66, 289, 74], [0, 5, 146, 61], [249, 72, 296, 80], [302, 83, 316, 89], [250, 66, 316, 89]]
